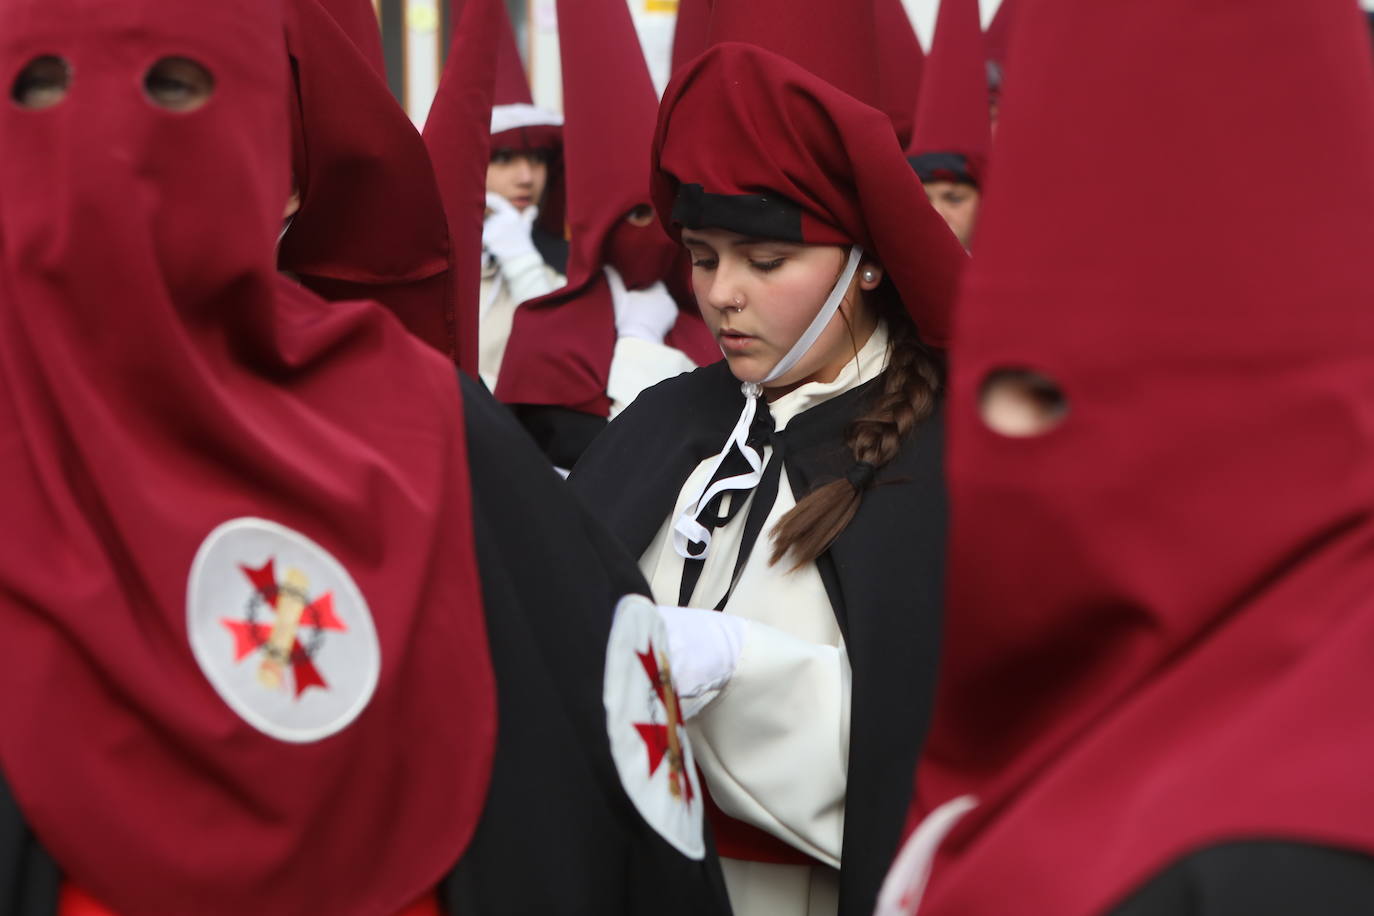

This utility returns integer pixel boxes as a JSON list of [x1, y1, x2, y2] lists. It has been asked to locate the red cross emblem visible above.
[[220, 559, 347, 698], [633, 639, 694, 804]]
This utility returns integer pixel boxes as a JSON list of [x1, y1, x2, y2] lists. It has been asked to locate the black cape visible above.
[[569, 360, 947, 916], [1110, 842, 1374, 915], [0, 375, 730, 916]]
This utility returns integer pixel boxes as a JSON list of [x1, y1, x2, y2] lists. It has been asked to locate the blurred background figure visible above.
[[491, 0, 717, 468], [905, 0, 992, 249], [280, 0, 461, 362], [477, 5, 568, 390]]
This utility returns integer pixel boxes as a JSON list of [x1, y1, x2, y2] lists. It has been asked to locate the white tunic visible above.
[[478, 252, 565, 390], [638, 324, 891, 916]]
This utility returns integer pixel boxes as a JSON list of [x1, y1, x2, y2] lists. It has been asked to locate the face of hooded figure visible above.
[[682, 227, 885, 396], [922, 179, 981, 248], [14, 54, 215, 112], [485, 147, 550, 211], [602, 204, 680, 290]]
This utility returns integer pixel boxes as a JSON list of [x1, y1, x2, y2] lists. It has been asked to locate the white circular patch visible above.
[[603, 594, 705, 860], [187, 518, 380, 744]]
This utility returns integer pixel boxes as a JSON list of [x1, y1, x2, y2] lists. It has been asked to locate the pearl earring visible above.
[[862, 269, 877, 283]]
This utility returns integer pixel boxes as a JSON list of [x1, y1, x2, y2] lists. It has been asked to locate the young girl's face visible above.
[[682, 227, 877, 392]]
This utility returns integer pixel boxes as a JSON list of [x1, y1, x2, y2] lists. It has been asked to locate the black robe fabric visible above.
[[0, 375, 731, 916], [532, 224, 571, 277], [443, 376, 729, 915], [510, 403, 608, 470], [569, 360, 948, 916], [0, 780, 56, 916], [1109, 842, 1374, 915]]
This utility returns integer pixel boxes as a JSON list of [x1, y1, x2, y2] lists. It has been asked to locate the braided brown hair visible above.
[[769, 279, 942, 569]]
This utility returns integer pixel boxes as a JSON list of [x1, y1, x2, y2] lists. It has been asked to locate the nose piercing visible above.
[[730, 296, 744, 313]]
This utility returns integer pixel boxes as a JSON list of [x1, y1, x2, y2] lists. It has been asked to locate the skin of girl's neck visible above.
[[762, 296, 879, 402]]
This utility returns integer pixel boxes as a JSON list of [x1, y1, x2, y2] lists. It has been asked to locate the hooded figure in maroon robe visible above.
[[0, 1, 731, 913], [877, 0, 1374, 913], [905, 0, 991, 249], [278, 0, 460, 362], [492, 0, 718, 467]]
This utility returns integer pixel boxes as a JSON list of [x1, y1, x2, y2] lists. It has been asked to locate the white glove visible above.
[[483, 191, 539, 264], [656, 604, 748, 719], [606, 265, 679, 344]]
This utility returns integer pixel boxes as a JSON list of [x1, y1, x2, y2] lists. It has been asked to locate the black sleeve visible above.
[[0, 772, 58, 916], [532, 225, 571, 276], [509, 403, 608, 470], [1109, 842, 1374, 916], [442, 374, 731, 916]]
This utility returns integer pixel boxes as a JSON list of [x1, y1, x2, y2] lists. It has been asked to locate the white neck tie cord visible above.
[[671, 245, 864, 561]]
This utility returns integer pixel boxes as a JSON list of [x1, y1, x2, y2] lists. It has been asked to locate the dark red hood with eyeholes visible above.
[[279, 0, 460, 361], [493, 0, 713, 417], [0, 1, 495, 914], [651, 41, 966, 348], [897, 0, 1374, 913]]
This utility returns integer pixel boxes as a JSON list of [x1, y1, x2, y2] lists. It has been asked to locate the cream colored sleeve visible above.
[[607, 336, 700, 418], [479, 261, 567, 390], [688, 620, 851, 868]]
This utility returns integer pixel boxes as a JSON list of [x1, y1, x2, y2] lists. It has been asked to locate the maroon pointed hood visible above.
[[875, 0, 927, 149], [279, 0, 458, 358], [0, 0, 496, 912], [488, 2, 562, 153], [907, 0, 991, 187], [885, 0, 1374, 913], [671, 0, 713, 77], [494, 0, 713, 416], [984, 0, 1018, 89], [313, 0, 386, 78], [424, 0, 505, 376]]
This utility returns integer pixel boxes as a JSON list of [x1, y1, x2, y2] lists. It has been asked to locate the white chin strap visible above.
[[671, 245, 864, 561]]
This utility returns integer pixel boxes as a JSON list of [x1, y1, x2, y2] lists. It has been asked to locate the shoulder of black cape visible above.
[[0, 773, 60, 916], [447, 371, 733, 916], [1109, 841, 1374, 916], [570, 360, 951, 916], [510, 403, 608, 469], [570, 357, 914, 558]]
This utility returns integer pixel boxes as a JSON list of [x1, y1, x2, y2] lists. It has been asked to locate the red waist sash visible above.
[[59, 883, 443, 916], [704, 778, 825, 867]]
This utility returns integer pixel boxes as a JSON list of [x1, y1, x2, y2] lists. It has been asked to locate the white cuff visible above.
[[657, 604, 749, 717], [499, 251, 560, 306]]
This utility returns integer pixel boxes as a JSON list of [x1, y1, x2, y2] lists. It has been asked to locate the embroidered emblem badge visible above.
[[604, 594, 704, 859], [187, 518, 380, 743]]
